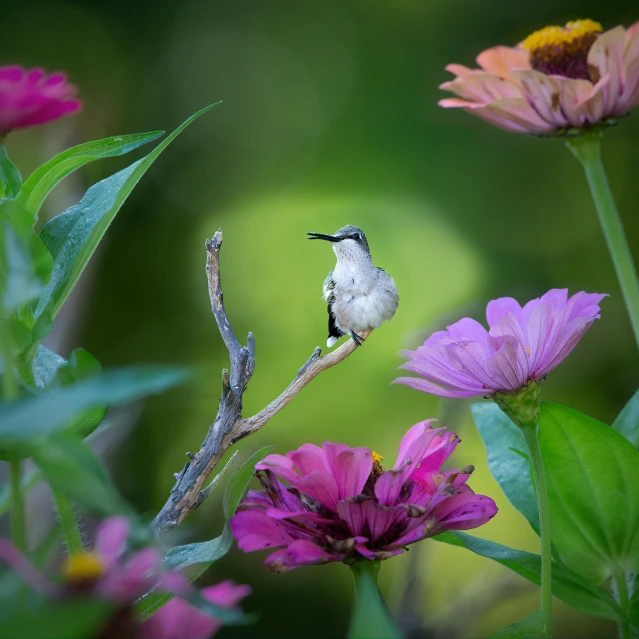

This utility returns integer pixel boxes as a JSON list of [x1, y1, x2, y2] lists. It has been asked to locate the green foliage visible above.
[[35, 104, 219, 321], [487, 611, 547, 639], [0, 366, 189, 444], [539, 402, 639, 582], [434, 531, 623, 621], [16, 131, 164, 217], [138, 446, 273, 619], [27, 433, 131, 517], [0, 598, 113, 639], [0, 145, 22, 199], [347, 561, 402, 639], [0, 200, 53, 312], [612, 388, 639, 448], [471, 402, 538, 532]]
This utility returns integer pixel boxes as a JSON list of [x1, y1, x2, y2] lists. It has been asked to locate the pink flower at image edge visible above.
[[0, 66, 81, 135], [394, 289, 606, 398], [439, 19, 639, 134], [230, 421, 497, 571]]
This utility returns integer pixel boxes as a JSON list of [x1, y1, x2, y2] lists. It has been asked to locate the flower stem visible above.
[[51, 489, 83, 556], [347, 561, 402, 639], [613, 570, 631, 639], [494, 383, 552, 637], [567, 133, 639, 350], [520, 421, 553, 638], [10, 461, 27, 552]]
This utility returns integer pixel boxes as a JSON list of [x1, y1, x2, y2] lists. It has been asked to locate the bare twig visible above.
[[150, 230, 371, 535]]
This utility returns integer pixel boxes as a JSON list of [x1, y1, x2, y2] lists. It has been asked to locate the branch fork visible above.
[[150, 230, 371, 535]]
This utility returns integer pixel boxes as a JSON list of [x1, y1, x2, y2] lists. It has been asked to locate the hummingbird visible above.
[[308, 225, 399, 347]]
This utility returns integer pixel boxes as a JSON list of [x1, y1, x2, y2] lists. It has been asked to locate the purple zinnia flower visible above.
[[230, 421, 497, 572], [394, 289, 606, 398], [140, 581, 251, 639], [0, 65, 81, 137]]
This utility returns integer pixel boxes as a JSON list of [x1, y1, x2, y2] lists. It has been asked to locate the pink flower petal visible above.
[[332, 448, 373, 500], [95, 516, 130, 569], [475, 46, 530, 76], [587, 26, 626, 113], [265, 540, 338, 571], [510, 70, 569, 127]]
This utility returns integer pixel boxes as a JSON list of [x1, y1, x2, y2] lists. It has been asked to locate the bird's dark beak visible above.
[[307, 232, 341, 242]]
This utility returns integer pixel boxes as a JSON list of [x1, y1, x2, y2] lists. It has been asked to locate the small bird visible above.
[[308, 225, 399, 347]]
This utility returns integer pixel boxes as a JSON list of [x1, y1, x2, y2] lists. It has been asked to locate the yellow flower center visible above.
[[521, 19, 602, 80], [63, 551, 104, 582], [371, 451, 384, 466]]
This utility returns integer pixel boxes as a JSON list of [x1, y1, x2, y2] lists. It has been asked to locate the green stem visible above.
[[613, 571, 631, 639], [520, 422, 553, 639], [10, 461, 26, 552], [348, 561, 402, 639], [567, 133, 639, 350], [51, 489, 83, 556]]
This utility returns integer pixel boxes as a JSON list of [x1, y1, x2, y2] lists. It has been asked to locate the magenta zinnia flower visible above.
[[0, 66, 81, 136], [395, 289, 605, 398], [230, 422, 497, 572], [439, 19, 639, 134], [140, 581, 251, 639]]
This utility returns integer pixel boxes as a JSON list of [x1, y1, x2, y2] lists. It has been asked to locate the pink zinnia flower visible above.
[[439, 19, 639, 134], [0, 65, 81, 136], [62, 516, 189, 603], [395, 289, 605, 398], [140, 581, 251, 639], [230, 422, 497, 572]]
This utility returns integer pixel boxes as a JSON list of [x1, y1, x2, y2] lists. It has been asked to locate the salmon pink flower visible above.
[[0, 66, 81, 137], [439, 19, 639, 134], [230, 422, 497, 572], [395, 289, 605, 399]]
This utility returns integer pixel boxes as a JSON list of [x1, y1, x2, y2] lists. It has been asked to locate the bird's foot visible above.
[[350, 331, 365, 346]]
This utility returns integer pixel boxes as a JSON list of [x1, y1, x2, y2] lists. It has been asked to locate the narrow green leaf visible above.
[[434, 531, 623, 621], [16, 131, 164, 217], [487, 610, 547, 639], [28, 433, 130, 517], [0, 366, 188, 443], [348, 562, 402, 639], [471, 402, 539, 532], [36, 104, 219, 321], [539, 402, 639, 582], [613, 389, 639, 449], [0, 145, 23, 198], [0, 200, 53, 311], [138, 446, 273, 619]]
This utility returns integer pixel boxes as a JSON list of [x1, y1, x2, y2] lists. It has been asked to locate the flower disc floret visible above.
[[230, 422, 497, 572]]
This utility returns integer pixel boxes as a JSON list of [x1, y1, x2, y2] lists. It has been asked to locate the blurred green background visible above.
[[3, 0, 639, 636]]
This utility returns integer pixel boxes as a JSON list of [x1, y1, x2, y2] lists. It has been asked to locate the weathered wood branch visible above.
[[150, 230, 371, 535]]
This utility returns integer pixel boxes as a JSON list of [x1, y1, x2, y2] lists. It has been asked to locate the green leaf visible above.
[[6, 319, 33, 353], [36, 104, 219, 321], [0, 145, 22, 199], [434, 531, 623, 621], [613, 389, 639, 449], [347, 561, 402, 639], [0, 200, 53, 311], [539, 402, 639, 582], [0, 366, 188, 443], [487, 611, 547, 639], [28, 433, 130, 517], [33, 344, 66, 388], [471, 402, 539, 532], [138, 445, 273, 619], [16, 131, 164, 217], [0, 598, 112, 639]]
